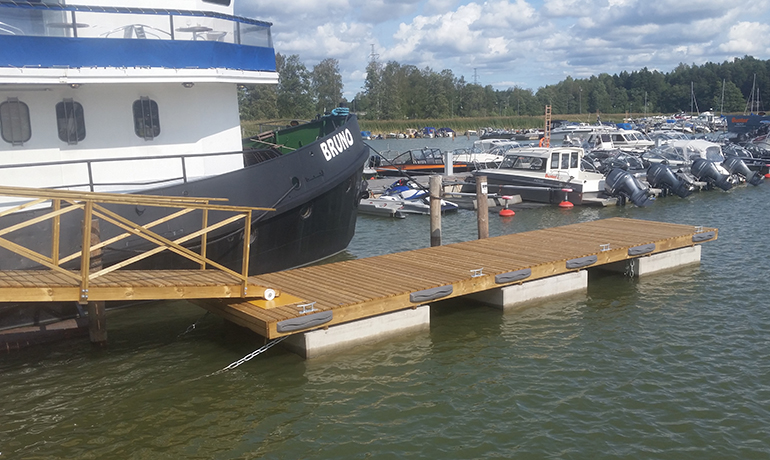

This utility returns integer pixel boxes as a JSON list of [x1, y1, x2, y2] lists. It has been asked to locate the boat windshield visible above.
[[500, 154, 546, 171], [704, 146, 725, 162], [658, 147, 686, 161]]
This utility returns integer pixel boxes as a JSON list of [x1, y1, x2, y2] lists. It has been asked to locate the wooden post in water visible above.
[[476, 175, 489, 239], [429, 175, 442, 247], [87, 218, 107, 346]]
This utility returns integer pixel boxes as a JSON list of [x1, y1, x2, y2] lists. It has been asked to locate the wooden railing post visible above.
[[79, 200, 93, 304], [87, 216, 107, 346], [200, 209, 208, 270], [52, 199, 61, 266], [241, 210, 252, 296]]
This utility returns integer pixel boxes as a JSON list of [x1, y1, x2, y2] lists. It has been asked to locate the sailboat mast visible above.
[[720, 79, 725, 116], [745, 74, 757, 115]]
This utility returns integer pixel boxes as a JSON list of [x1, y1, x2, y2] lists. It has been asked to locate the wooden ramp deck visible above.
[[0, 270, 275, 303], [197, 217, 718, 339]]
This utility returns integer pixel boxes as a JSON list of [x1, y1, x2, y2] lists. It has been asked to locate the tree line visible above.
[[239, 54, 769, 121]]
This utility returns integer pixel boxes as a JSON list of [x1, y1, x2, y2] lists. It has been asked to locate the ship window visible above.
[[55, 99, 86, 144], [0, 98, 31, 146], [133, 97, 160, 140], [570, 151, 579, 168], [550, 152, 559, 169]]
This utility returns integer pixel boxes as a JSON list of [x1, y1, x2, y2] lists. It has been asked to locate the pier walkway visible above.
[[197, 217, 717, 340], [0, 185, 276, 314]]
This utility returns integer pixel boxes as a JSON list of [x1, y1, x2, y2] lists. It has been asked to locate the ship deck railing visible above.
[[0, 1, 271, 48], [0, 149, 249, 197]]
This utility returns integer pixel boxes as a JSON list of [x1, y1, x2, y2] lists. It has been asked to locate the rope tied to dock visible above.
[[177, 312, 210, 338]]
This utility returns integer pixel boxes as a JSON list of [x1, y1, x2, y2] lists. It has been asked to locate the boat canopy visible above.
[[0, 1, 276, 75]]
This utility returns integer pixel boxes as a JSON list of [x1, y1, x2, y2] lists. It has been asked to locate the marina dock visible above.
[[0, 181, 716, 356], [196, 217, 716, 357], [0, 183, 717, 355]]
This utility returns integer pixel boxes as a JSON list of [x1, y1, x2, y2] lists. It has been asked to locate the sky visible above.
[[236, 0, 770, 100]]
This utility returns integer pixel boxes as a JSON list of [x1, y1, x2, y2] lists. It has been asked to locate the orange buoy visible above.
[[765, 173, 770, 179], [558, 188, 573, 208], [499, 195, 515, 216]]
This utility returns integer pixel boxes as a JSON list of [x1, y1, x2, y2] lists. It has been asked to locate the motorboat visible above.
[[584, 129, 653, 153], [372, 147, 475, 176], [448, 148, 505, 170], [471, 147, 611, 206], [550, 123, 615, 144], [474, 138, 521, 152], [663, 139, 761, 188]]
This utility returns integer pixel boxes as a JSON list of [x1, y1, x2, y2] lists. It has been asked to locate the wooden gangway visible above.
[[198, 218, 718, 339], [0, 186, 278, 305]]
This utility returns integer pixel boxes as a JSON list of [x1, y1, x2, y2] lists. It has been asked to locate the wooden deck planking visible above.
[[0, 218, 718, 338], [206, 218, 718, 339], [0, 269, 272, 303]]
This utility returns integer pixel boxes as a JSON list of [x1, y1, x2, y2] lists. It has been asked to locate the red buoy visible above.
[[765, 173, 770, 179], [558, 188, 573, 208], [499, 195, 515, 216]]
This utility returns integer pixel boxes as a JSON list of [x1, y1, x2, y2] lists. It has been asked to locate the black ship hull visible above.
[[0, 115, 369, 331]]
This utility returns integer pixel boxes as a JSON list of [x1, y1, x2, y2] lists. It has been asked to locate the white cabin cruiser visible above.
[[471, 147, 612, 206]]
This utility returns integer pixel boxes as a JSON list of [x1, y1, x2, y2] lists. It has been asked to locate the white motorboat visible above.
[[472, 147, 611, 206]]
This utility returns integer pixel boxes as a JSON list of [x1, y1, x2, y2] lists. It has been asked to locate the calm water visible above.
[[2, 147, 770, 458]]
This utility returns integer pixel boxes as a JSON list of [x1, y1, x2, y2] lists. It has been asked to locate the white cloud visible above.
[[234, 0, 770, 97], [719, 22, 770, 55]]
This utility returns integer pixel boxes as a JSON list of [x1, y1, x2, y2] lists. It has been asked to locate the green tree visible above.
[[360, 60, 383, 119], [276, 53, 314, 119], [312, 58, 343, 115], [380, 61, 404, 119], [713, 80, 747, 113], [238, 84, 278, 121]]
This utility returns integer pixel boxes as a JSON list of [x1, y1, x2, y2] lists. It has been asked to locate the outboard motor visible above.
[[646, 163, 692, 198], [722, 156, 763, 186], [691, 158, 733, 191], [605, 168, 654, 207]]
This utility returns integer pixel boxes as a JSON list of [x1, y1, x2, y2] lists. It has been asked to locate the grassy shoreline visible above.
[[241, 113, 657, 137]]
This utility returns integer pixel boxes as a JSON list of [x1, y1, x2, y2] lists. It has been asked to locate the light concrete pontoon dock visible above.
[[196, 217, 716, 357]]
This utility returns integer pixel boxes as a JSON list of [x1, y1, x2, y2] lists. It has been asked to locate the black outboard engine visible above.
[[691, 158, 732, 191], [605, 168, 654, 207], [646, 163, 692, 198], [722, 156, 763, 186]]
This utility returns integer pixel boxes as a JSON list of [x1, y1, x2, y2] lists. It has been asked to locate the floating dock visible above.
[[197, 217, 717, 357], [0, 184, 717, 355]]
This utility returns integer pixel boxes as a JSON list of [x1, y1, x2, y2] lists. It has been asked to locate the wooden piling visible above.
[[476, 175, 489, 239], [430, 175, 442, 247], [87, 218, 107, 346]]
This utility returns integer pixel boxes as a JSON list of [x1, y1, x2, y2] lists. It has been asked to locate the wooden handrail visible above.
[[0, 186, 275, 303]]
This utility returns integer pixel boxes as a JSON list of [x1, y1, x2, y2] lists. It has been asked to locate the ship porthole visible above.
[[300, 204, 312, 219], [291, 176, 301, 189]]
